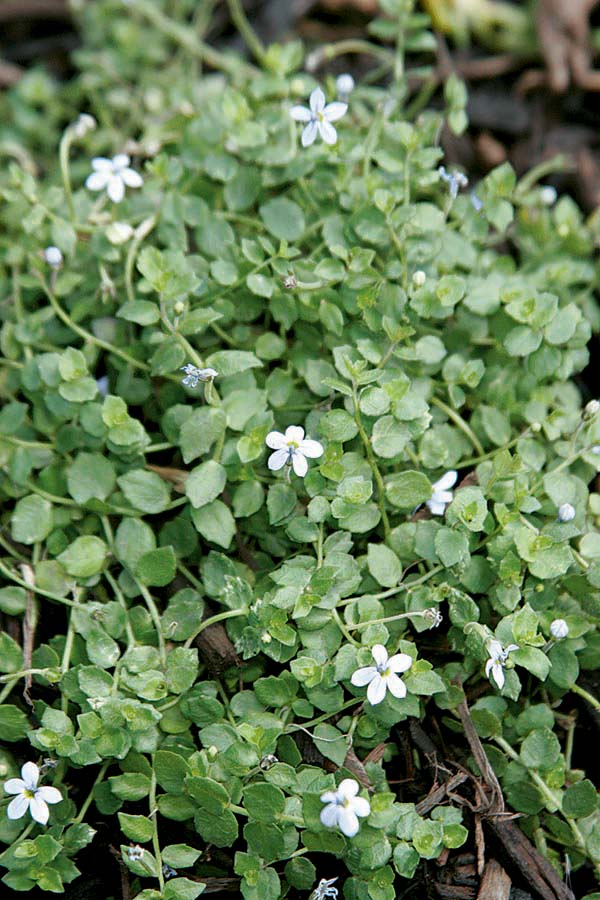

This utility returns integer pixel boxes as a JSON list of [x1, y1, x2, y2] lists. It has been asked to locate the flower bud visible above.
[[412, 270, 426, 288], [44, 246, 63, 268], [531, 422, 542, 433], [539, 185, 557, 206], [72, 113, 96, 139], [550, 619, 569, 640], [207, 745, 218, 761], [106, 222, 134, 245], [557, 503, 575, 523], [336, 73, 355, 99], [585, 399, 600, 418], [174, 301, 185, 315]]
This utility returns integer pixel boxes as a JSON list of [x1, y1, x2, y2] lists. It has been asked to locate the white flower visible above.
[[351, 643, 413, 705], [44, 246, 63, 268], [3, 762, 62, 825], [319, 778, 370, 837], [96, 375, 109, 397], [311, 877, 339, 900], [336, 73, 355, 99], [106, 222, 134, 245], [180, 364, 218, 388], [557, 503, 575, 523], [438, 166, 468, 199], [485, 640, 519, 690], [550, 619, 569, 640], [266, 425, 323, 477], [426, 470, 458, 516], [72, 113, 96, 139], [126, 845, 144, 861], [290, 88, 347, 147], [85, 154, 143, 203], [539, 185, 557, 206]]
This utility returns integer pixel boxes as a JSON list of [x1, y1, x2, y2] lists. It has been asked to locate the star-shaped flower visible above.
[[485, 640, 518, 690], [266, 425, 323, 477], [3, 762, 62, 825], [351, 643, 413, 705], [290, 88, 347, 147], [85, 154, 143, 203], [426, 470, 458, 516], [319, 778, 370, 837]]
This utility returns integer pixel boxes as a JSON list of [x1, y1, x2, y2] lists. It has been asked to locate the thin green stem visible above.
[[570, 682, 600, 711], [134, 580, 167, 669], [352, 383, 391, 542], [286, 698, 362, 733], [431, 395, 484, 456], [183, 608, 249, 649], [0, 561, 77, 607], [331, 608, 360, 646], [347, 609, 430, 632], [58, 128, 76, 223], [339, 564, 444, 607], [61, 592, 80, 712], [226, 0, 266, 64], [42, 280, 149, 372], [104, 570, 136, 651], [73, 761, 110, 824], [149, 770, 165, 892]]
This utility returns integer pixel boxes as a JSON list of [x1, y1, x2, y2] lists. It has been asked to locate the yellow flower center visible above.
[[24, 789, 35, 799], [286, 441, 299, 449]]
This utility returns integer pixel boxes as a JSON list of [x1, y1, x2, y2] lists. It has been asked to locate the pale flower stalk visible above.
[[266, 426, 323, 477], [290, 87, 347, 147], [485, 640, 518, 690], [319, 778, 370, 837], [351, 643, 413, 705], [3, 762, 62, 825], [85, 154, 143, 203], [426, 470, 457, 516]]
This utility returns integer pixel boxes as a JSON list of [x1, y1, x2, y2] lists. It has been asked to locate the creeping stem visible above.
[[351, 383, 391, 543]]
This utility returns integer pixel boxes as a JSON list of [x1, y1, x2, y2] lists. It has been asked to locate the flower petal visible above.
[[433, 470, 458, 491], [7, 794, 29, 820], [21, 762, 39, 790], [491, 663, 505, 690], [338, 779, 359, 797], [310, 87, 326, 114], [298, 439, 323, 458], [121, 168, 143, 188], [320, 791, 338, 804], [426, 498, 446, 516], [320, 803, 339, 828], [112, 153, 130, 169], [301, 121, 319, 147], [318, 120, 338, 145], [85, 171, 110, 191], [366, 674, 387, 705], [291, 451, 308, 477], [387, 653, 413, 674], [323, 101, 348, 122], [91, 157, 112, 171], [351, 666, 377, 687], [285, 426, 305, 444], [268, 449, 289, 471], [36, 786, 62, 805], [266, 430, 286, 450], [3, 778, 26, 795], [352, 797, 371, 818], [386, 673, 407, 699], [487, 640, 503, 659], [107, 175, 125, 203], [434, 490, 453, 505], [337, 807, 359, 837], [29, 795, 49, 825], [506, 644, 519, 653], [290, 105, 312, 122], [371, 644, 388, 668]]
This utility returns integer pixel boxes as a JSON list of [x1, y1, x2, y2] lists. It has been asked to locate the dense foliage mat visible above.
[[0, 1, 599, 898]]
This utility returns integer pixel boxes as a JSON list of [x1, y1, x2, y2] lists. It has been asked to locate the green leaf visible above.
[[164, 878, 205, 900], [179, 408, 227, 464], [0, 704, 30, 741], [260, 197, 305, 241], [434, 528, 470, 567], [371, 416, 409, 458], [118, 470, 171, 514], [191, 500, 235, 548], [154, 751, 189, 794], [204, 350, 262, 377], [367, 543, 402, 587], [267, 483, 297, 525], [114, 518, 156, 570], [243, 783, 286, 822], [136, 546, 177, 587], [117, 813, 154, 843], [319, 409, 358, 442], [11, 495, 53, 544], [185, 460, 226, 509], [67, 453, 116, 503], [562, 780, 598, 818], [385, 471, 431, 509], [520, 728, 561, 770], [57, 536, 107, 578], [162, 845, 201, 869]]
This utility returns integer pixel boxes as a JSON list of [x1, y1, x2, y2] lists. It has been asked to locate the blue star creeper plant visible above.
[[0, 0, 599, 898]]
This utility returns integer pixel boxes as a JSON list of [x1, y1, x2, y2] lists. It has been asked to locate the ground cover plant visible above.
[[0, 1, 600, 898]]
